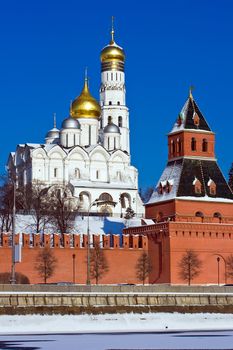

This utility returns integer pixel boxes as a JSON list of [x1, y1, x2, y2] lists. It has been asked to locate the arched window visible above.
[[171, 140, 175, 156], [118, 116, 122, 127], [202, 138, 208, 152], [116, 171, 122, 180], [79, 191, 91, 210], [99, 192, 113, 202], [108, 116, 112, 124], [120, 193, 131, 208], [156, 212, 163, 222], [74, 168, 80, 179], [177, 138, 181, 154], [109, 101, 112, 105], [117, 101, 120, 105], [191, 137, 196, 151], [214, 212, 222, 223], [96, 170, 99, 179], [54, 168, 58, 178], [195, 211, 204, 220]]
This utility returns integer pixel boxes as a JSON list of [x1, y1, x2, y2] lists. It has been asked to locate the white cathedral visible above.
[[7, 25, 144, 218]]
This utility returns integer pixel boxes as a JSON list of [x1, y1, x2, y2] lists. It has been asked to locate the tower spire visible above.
[[85, 66, 88, 82], [110, 16, 115, 44], [53, 113, 56, 128], [189, 85, 194, 100]]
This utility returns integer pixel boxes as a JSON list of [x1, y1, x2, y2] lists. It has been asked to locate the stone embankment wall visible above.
[[1, 285, 233, 314]]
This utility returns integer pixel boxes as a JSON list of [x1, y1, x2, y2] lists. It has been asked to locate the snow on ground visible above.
[[15, 215, 142, 235], [1, 313, 233, 334]]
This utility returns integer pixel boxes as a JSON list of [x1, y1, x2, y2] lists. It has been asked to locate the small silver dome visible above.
[[61, 116, 80, 129], [104, 123, 120, 134], [46, 128, 60, 139]]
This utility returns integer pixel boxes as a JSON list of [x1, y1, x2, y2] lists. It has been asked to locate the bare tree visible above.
[[28, 182, 50, 233], [226, 254, 233, 279], [47, 186, 79, 234], [34, 247, 57, 283], [17, 181, 50, 233], [0, 175, 23, 232], [135, 251, 152, 284], [90, 243, 109, 284], [178, 250, 202, 285]]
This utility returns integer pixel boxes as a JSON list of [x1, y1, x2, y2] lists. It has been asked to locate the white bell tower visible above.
[[99, 18, 130, 154]]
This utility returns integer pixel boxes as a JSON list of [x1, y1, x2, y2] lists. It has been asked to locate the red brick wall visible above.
[[146, 199, 233, 224], [0, 233, 148, 285], [125, 221, 233, 284]]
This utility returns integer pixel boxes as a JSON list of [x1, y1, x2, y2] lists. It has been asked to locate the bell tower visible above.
[[99, 18, 130, 154]]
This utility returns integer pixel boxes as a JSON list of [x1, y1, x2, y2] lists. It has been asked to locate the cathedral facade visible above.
[[7, 27, 144, 218]]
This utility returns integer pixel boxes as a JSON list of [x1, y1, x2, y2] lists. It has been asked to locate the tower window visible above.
[[191, 137, 196, 151], [193, 177, 202, 194], [109, 101, 112, 105], [117, 101, 120, 105], [96, 170, 99, 179], [208, 179, 216, 196], [116, 72, 118, 80], [202, 138, 208, 152], [193, 112, 200, 126], [177, 138, 181, 154], [118, 116, 122, 127], [111, 73, 113, 80], [108, 116, 112, 124]]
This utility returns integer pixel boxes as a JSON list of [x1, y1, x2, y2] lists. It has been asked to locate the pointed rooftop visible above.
[[170, 91, 212, 134]]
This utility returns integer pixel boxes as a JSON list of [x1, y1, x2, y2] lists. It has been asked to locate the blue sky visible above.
[[0, 0, 233, 189]]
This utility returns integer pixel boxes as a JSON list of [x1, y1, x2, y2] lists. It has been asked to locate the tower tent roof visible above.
[[147, 158, 233, 205], [170, 95, 212, 134]]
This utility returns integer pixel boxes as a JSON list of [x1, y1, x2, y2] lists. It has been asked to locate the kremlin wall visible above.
[[0, 233, 148, 284]]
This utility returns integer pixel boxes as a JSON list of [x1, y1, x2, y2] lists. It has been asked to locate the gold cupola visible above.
[[71, 74, 101, 120], [100, 17, 125, 71]]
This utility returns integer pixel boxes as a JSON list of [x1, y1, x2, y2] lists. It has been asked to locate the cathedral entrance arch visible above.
[[120, 193, 131, 209], [79, 191, 91, 211]]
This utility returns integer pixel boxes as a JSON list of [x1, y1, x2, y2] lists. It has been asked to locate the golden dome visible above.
[[71, 78, 101, 120], [100, 22, 125, 63], [101, 42, 125, 63]]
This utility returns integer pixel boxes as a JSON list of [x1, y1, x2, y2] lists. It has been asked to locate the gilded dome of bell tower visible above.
[[100, 17, 125, 72], [71, 73, 101, 120]]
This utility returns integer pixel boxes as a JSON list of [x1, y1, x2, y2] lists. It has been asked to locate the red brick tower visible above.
[[146, 90, 233, 223], [126, 91, 233, 285]]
